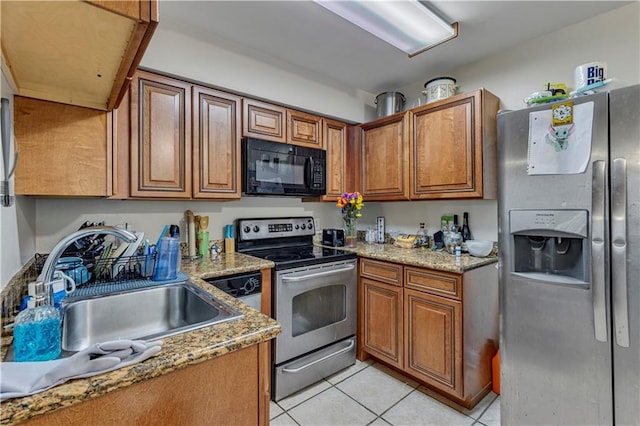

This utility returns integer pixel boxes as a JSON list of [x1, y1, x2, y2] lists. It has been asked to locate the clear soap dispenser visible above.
[[13, 281, 61, 362]]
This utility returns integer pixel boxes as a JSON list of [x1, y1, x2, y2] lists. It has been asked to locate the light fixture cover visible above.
[[314, 0, 458, 57]]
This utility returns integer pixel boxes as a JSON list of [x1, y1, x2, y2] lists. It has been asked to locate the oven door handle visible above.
[[281, 265, 355, 282], [282, 339, 355, 374]]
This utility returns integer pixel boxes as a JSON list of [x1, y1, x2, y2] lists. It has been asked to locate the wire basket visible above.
[[34, 252, 157, 285]]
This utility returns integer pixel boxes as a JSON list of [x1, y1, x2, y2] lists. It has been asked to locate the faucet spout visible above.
[[38, 226, 137, 285]]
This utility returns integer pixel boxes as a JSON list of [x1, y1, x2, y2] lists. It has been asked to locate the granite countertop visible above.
[[338, 242, 497, 273], [1, 253, 279, 426]]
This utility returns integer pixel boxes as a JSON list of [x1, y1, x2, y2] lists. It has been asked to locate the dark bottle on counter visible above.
[[462, 212, 472, 242], [452, 214, 459, 233]]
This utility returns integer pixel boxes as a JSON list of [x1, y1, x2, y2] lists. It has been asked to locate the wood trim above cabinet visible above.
[[287, 109, 323, 148], [130, 71, 192, 198], [192, 86, 242, 199], [242, 99, 286, 143]]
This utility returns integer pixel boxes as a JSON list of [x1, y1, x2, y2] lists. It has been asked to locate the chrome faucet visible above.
[[38, 226, 137, 285]]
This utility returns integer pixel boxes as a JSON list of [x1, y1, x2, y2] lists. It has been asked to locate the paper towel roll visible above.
[[574, 62, 607, 90]]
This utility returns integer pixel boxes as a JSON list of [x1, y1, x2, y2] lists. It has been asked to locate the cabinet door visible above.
[[410, 90, 497, 199], [192, 86, 242, 199], [360, 112, 409, 201], [404, 288, 463, 398], [287, 110, 323, 148], [361, 278, 403, 368], [242, 99, 286, 143], [14, 96, 110, 196], [323, 118, 347, 201], [130, 71, 192, 198]]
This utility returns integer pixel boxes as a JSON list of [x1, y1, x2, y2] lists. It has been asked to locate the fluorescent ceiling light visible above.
[[314, 0, 458, 57]]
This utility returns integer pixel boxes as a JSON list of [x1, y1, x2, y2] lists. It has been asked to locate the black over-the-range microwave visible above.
[[242, 137, 326, 196]]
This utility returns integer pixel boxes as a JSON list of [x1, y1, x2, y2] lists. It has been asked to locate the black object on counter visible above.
[[433, 230, 444, 249]]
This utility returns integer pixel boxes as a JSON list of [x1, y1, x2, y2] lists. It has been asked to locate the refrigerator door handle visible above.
[[611, 158, 629, 348], [591, 160, 608, 342]]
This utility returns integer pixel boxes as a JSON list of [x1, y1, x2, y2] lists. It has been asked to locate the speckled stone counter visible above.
[[0, 253, 279, 425], [337, 242, 497, 273]]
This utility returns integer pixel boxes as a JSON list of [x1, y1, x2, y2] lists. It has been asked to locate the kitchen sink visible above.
[[61, 281, 243, 352]]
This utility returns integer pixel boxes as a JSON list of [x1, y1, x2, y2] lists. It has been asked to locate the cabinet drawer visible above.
[[405, 267, 461, 299], [360, 259, 403, 286]]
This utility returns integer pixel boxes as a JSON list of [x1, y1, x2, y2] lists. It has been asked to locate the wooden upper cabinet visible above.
[[130, 71, 192, 198], [323, 118, 347, 201], [192, 86, 242, 199], [243, 99, 286, 143], [410, 89, 499, 199], [14, 96, 111, 197], [360, 112, 410, 201], [2, 1, 157, 111], [287, 110, 323, 148]]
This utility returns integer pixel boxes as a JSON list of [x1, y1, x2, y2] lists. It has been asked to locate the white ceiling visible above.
[[158, 1, 630, 94]]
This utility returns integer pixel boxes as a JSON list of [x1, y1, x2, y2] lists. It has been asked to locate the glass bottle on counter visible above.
[[13, 281, 61, 361], [461, 212, 472, 242]]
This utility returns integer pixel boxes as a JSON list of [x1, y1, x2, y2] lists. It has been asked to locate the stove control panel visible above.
[[237, 217, 315, 241]]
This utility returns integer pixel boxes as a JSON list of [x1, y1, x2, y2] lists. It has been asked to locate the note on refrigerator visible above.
[[527, 101, 594, 175]]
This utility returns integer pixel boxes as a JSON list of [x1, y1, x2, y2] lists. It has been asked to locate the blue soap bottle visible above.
[[13, 281, 61, 362]]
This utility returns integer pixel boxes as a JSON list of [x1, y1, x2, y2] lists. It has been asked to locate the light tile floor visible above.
[[270, 360, 500, 426]]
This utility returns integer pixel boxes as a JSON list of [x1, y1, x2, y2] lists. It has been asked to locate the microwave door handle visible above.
[[304, 157, 312, 188]]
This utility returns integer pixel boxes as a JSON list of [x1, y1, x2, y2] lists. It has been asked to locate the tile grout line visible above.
[[474, 393, 499, 424]]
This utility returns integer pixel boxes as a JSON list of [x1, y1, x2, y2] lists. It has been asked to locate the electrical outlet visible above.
[[314, 218, 321, 233]]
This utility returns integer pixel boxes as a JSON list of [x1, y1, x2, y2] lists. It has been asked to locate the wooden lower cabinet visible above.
[[358, 258, 498, 409], [361, 278, 403, 369], [404, 288, 463, 398], [23, 343, 271, 426]]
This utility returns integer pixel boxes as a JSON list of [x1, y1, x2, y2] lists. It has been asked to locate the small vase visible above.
[[344, 217, 358, 248]]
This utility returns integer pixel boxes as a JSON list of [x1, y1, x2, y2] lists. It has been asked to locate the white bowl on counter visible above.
[[465, 240, 493, 257]]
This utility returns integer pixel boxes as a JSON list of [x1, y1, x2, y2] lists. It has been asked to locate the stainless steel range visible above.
[[236, 216, 357, 401]]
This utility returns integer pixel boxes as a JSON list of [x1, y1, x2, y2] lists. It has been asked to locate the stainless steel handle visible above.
[[611, 158, 629, 347], [282, 265, 355, 282], [282, 339, 355, 374], [591, 160, 607, 342]]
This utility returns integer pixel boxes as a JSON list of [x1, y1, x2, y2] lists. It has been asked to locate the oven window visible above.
[[291, 285, 346, 337]]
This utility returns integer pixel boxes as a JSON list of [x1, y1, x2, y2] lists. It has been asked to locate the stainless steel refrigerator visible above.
[[497, 85, 639, 425]]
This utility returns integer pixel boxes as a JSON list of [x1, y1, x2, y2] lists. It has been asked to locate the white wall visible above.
[[18, 3, 640, 266], [34, 197, 343, 253]]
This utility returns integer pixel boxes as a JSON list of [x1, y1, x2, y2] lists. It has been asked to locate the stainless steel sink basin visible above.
[[61, 281, 243, 352]]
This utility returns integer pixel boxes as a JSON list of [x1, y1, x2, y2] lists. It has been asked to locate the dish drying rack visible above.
[[34, 252, 185, 300]]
